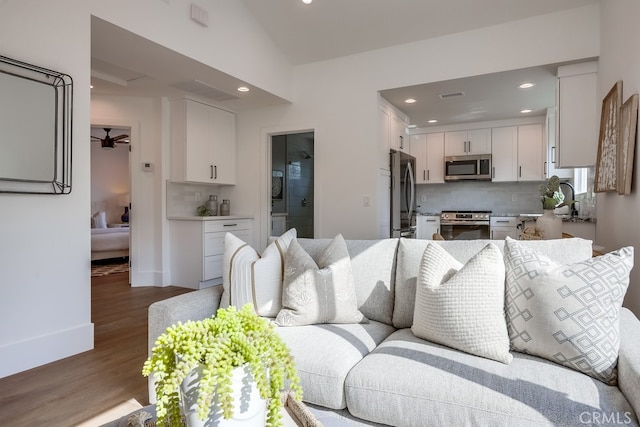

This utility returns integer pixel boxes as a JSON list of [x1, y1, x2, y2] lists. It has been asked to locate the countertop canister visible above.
[[220, 199, 230, 216]]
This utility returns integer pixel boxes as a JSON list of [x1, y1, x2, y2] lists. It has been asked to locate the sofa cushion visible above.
[[275, 320, 396, 410], [297, 238, 398, 325], [345, 328, 638, 427], [504, 237, 634, 385], [412, 242, 512, 364], [276, 235, 367, 326], [221, 228, 296, 316], [393, 238, 594, 329]]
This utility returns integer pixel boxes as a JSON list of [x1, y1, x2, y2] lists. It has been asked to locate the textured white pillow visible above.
[[411, 242, 512, 364], [221, 228, 296, 316], [275, 234, 367, 326], [504, 237, 634, 384]]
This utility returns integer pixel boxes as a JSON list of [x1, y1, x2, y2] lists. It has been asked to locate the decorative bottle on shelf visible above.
[[220, 199, 230, 216], [121, 206, 129, 223], [206, 195, 218, 216]]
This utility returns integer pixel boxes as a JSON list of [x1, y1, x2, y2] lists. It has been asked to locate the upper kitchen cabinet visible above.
[[411, 133, 445, 184], [491, 124, 544, 182], [444, 128, 491, 156], [555, 61, 598, 168], [379, 99, 410, 171], [171, 98, 236, 185], [545, 108, 572, 179]]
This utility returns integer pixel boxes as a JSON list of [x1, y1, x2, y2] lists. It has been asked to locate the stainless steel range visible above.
[[440, 210, 491, 240]]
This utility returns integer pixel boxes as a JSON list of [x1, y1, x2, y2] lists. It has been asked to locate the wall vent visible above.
[[439, 91, 465, 99]]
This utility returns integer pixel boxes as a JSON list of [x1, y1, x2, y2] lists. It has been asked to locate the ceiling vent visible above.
[[439, 91, 465, 99], [172, 80, 238, 101]]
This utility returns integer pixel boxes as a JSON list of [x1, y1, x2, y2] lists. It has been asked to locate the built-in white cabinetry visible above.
[[545, 108, 573, 179], [416, 215, 440, 239], [171, 98, 236, 184], [556, 61, 598, 168], [491, 124, 544, 182], [379, 101, 410, 171], [490, 216, 518, 240], [410, 133, 445, 184], [170, 218, 252, 289], [445, 128, 491, 156]]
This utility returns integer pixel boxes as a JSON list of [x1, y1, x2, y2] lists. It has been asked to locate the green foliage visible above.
[[143, 304, 302, 427], [538, 175, 569, 210]]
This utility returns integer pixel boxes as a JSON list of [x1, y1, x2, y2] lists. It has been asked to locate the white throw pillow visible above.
[[275, 234, 368, 326], [221, 228, 296, 317], [504, 237, 634, 384], [411, 242, 512, 364], [91, 211, 107, 229]]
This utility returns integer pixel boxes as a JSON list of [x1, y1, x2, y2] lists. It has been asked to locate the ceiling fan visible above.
[[91, 128, 129, 149]]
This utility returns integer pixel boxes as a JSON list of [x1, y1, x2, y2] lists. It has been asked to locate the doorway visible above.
[[270, 132, 314, 238], [90, 125, 131, 281]]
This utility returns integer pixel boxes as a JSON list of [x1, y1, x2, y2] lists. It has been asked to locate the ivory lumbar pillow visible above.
[[412, 242, 512, 364], [504, 237, 633, 384], [275, 234, 367, 326], [221, 228, 296, 317]]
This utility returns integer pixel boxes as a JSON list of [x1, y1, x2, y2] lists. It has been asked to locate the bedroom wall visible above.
[[90, 137, 129, 226]]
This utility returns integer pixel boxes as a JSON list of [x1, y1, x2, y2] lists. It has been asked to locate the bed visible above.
[[91, 227, 129, 261]]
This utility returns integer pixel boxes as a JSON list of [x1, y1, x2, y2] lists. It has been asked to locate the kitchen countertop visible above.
[[168, 215, 253, 221], [517, 214, 596, 223]]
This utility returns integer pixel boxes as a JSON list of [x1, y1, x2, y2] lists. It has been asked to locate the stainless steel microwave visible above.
[[444, 154, 492, 181]]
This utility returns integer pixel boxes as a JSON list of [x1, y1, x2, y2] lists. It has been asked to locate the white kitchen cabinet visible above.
[[491, 124, 544, 182], [170, 218, 252, 289], [379, 104, 392, 170], [416, 215, 440, 239], [390, 110, 409, 153], [517, 124, 545, 181], [490, 216, 518, 240], [556, 61, 598, 168], [410, 133, 445, 184], [545, 108, 573, 179], [491, 126, 518, 181], [445, 128, 491, 156], [171, 98, 236, 184]]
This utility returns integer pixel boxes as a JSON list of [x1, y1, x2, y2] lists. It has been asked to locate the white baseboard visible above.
[[0, 323, 94, 378]]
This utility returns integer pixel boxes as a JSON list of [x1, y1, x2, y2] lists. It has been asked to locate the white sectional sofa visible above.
[[149, 237, 640, 426]]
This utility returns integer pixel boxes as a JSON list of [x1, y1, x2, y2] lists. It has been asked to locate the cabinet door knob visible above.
[[210, 165, 214, 179]]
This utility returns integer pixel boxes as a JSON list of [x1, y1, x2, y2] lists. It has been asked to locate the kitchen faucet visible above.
[[559, 181, 578, 217]]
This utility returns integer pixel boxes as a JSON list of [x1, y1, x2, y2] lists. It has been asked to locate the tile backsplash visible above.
[[166, 181, 227, 217], [415, 180, 595, 217]]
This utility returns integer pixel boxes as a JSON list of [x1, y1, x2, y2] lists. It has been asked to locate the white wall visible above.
[[0, 0, 294, 377], [597, 0, 640, 315], [232, 5, 601, 250]]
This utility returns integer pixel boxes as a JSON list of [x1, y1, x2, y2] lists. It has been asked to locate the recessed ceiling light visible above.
[[518, 82, 535, 89], [521, 109, 533, 114], [237, 86, 250, 92], [302, 0, 312, 4], [404, 98, 416, 104], [428, 119, 438, 124], [407, 124, 417, 129]]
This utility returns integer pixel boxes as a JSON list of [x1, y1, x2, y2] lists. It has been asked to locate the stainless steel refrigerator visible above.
[[390, 149, 416, 238]]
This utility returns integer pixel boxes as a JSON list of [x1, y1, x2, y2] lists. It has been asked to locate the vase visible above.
[[181, 364, 266, 427], [536, 209, 562, 240]]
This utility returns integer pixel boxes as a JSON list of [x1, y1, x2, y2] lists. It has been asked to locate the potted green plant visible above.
[[143, 304, 302, 427]]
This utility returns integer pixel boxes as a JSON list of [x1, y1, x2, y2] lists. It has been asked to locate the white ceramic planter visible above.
[[536, 209, 562, 240], [180, 364, 266, 427]]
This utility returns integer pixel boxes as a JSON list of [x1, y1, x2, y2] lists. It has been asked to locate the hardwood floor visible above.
[[0, 272, 193, 426]]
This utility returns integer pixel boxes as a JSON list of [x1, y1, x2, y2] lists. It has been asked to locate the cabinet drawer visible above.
[[204, 229, 252, 256], [203, 254, 224, 280], [490, 217, 518, 227], [204, 219, 251, 233]]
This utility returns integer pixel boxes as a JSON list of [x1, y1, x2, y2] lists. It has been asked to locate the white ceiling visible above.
[[91, 0, 599, 125]]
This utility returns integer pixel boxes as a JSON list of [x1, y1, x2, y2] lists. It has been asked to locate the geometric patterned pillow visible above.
[[504, 237, 634, 385]]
